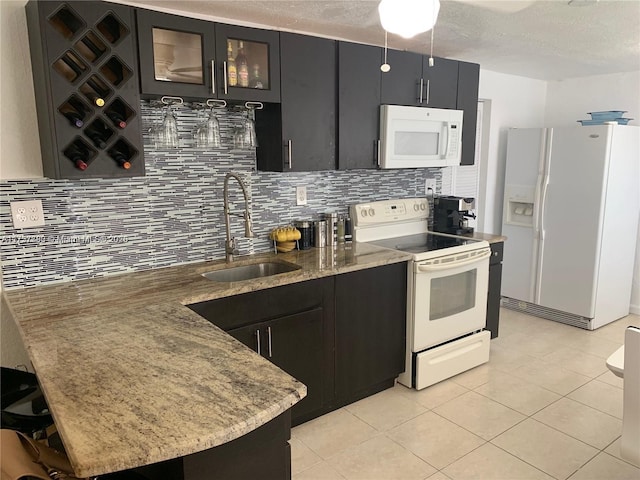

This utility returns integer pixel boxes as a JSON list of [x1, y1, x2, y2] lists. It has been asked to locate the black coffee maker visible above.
[[432, 196, 476, 235]]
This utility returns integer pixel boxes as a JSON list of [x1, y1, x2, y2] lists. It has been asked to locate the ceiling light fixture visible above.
[[378, 0, 441, 39]]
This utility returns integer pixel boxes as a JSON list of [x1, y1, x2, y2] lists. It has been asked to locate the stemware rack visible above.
[[26, 1, 144, 179]]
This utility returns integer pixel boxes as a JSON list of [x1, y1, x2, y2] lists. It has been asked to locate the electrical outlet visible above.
[[10, 200, 46, 229], [425, 178, 437, 194], [296, 186, 307, 206]]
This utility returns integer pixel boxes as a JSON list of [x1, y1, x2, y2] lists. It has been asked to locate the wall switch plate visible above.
[[425, 178, 437, 194], [10, 200, 46, 228], [296, 186, 307, 206]]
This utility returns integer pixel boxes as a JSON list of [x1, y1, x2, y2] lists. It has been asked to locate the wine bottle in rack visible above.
[[64, 141, 92, 171], [80, 76, 109, 106], [109, 150, 131, 169], [58, 96, 88, 128], [104, 99, 132, 129], [84, 122, 111, 149], [106, 111, 126, 129], [60, 106, 84, 128]]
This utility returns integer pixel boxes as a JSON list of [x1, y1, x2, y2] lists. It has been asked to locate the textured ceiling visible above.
[[120, 0, 640, 81]]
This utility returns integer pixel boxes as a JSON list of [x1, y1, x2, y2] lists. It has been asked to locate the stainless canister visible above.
[[294, 220, 313, 250], [323, 213, 338, 246], [313, 220, 326, 248]]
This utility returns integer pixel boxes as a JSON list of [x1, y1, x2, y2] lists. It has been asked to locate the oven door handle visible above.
[[416, 249, 491, 272]]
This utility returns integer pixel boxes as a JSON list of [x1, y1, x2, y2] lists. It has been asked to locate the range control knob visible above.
[[368, 208, 375, 217], [414, 203, 420, 211], [420, 203, 426, 210], [362, 209, 368, 217]]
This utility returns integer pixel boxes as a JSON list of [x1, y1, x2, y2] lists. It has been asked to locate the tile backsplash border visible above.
[[0, 103, 441, 289]]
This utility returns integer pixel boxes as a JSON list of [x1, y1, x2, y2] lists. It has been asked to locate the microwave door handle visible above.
[[442, 122, 451, 158], [416, 249, 492, 272]]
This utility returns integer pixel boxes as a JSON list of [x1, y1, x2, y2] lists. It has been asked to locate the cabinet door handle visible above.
[[223, 61, 228, 95], [418, 78, 424, 104], [255, 329, 261, 356], [211, 60, 216, 95], [287, 140, 293, 169], [426, 79, 431, 104], [376, 139, 381, 167], [267, 326, 273, 358]]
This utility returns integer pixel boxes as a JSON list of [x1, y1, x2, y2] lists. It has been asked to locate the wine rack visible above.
[[26, 1, 143, 179]]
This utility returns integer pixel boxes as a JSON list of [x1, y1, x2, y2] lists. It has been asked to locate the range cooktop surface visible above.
[[370, 232, 481, 255]]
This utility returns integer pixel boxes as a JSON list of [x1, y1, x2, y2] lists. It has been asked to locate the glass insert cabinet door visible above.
[[136, 9, 215, 99], [214, 24, 280, 103], [137, 9, 280, 102]]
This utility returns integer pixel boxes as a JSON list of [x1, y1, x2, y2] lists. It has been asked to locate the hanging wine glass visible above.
[[243, 109, 258, 149], [205, 108, 222, 148], [161, 104, 179, 148]]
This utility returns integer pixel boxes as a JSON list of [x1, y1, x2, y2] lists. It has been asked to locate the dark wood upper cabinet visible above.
[[214, 23, 280, 103], [256, 33, 336, 172], [136, 11, 279, 102], [337, 42, 382, 170], [381, 49, 458, 109], [422, 56, 458, 109], [26, 0, 144, 179], [380, 49, 423, 106], [457, 61, 480, 166], [136, 9, 216, 100]]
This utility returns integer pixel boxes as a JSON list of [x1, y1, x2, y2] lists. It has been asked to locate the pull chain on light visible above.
[[381, 31, 391, 72]]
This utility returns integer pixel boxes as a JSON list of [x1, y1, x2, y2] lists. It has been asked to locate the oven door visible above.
[[411, 247, 491, 351]]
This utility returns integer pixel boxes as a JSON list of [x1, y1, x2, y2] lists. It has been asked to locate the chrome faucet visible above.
[[223, 172, 254, 262]]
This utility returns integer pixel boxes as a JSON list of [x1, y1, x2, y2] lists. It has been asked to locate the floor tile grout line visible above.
[[486, 440, 568, 480]]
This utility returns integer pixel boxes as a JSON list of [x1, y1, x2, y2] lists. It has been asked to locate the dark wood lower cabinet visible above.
[[334, 263, 407, 404], [487, 242, 504, 338], [132, 411, 292, 480], [187, 277, 335, 426], [228, 307, 325, 422]]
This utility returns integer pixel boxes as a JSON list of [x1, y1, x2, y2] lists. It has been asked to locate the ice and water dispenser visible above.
[[503, 185, 535, 227]]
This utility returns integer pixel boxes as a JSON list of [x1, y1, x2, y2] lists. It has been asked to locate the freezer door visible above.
[[501, 128, 545, 302], [536, 126, 610, 317]]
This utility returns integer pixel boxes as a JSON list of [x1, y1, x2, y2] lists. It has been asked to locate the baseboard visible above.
[[630, 304, 640, 316]]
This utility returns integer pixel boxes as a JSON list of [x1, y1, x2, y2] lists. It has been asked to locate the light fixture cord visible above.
[[429, 0, 435, 67], [384, 30, 388, 65]]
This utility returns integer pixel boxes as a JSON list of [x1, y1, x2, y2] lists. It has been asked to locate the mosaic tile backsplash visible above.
[[0, 103, 441, 289]]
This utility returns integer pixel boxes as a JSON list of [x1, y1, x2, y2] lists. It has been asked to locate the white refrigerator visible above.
[[501, 125, 640, 330]]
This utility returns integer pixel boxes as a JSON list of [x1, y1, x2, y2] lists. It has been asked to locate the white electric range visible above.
[[351, 197, 492, 390]]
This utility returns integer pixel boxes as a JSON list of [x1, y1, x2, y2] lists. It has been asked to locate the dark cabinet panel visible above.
[[335, 263, 407, 403], [337, 41, 382, 170], [457, 61, 480, 166], [136, 8, 216, 100], [422, 56, 458, 109], [214, 23, 280, 103], [380, 49, 423, 106], [227, 308, 329, 426], [26, 0, 144, 179], [380, 51, 457, 109], [187, 277, 334, 426], [487, 242, 504, 338], [256, 33, 336, 171]]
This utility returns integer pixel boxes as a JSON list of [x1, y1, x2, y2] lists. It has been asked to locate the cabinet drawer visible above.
[[490, 242, 504, 265], [187, 277, 330, 331]]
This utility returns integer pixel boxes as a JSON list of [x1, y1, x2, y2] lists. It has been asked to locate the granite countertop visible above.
[[468, 231, 507, 244], [3, 242, 411, 478]]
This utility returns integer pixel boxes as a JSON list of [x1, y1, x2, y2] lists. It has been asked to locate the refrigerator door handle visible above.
[[535, 129, 553, 304]]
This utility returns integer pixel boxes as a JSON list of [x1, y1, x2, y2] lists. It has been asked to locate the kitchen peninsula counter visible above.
[[3, 243, 411, 478]]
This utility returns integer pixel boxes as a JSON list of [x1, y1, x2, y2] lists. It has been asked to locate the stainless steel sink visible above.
[[201, 261, 301, 283]]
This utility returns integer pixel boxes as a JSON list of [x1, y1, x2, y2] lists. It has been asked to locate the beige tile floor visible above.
[[291, 308, 640, 480]]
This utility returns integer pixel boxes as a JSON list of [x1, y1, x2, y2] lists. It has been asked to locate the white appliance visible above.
[[352, 198, 491, 390], [379, 105, 463, 169], [501, 125, 640, 330]]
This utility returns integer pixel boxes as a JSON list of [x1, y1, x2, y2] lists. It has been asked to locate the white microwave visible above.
[[379, 105, 463, 169]]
